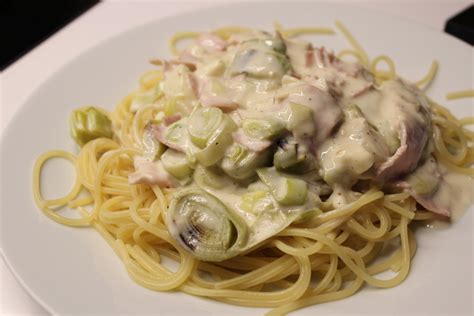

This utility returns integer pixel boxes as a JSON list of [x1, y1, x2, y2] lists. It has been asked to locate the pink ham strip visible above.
[[163, 114, 182, 126], [173, 53, 200, 69], [350, 82, 373, 97], [377, 123, 428, 182], [305, 48, 314, 67], [395, 158, 450, 217], [128, 157, 175, 187], [200, 95, 239, 111], [198, 78, 239, 111], [233, 129, 272, 152], [376, 115, 429, 182], [188, 73, 199, 98], [196, 33, 227, 52]]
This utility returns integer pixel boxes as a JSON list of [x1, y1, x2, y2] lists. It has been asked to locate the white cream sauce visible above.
[[133, 27, 472, 251], [430, 166, 473, 221]]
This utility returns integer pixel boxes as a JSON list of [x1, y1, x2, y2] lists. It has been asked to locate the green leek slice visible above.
[[194, 165, 231, 189], [188, 106, 223, 148], [274, 177, 308, 205], [257, 168, 308, 206], [70, 107, 113, 147], [194, 115, 237, 166], [274, 142, 299, 169], [163, 118, 189, 149], [221, 144, 271, 180], [242, 118, 285, 140], [161, 149, 193, 179], [287, 102, 315, 138]]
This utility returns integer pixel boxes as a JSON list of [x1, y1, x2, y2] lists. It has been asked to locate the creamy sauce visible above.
[[128, 29, 473, 254], [435, 167, 474, 222]]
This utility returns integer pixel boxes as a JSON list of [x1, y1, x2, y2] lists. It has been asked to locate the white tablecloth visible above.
[[1, 1, 471, 314]]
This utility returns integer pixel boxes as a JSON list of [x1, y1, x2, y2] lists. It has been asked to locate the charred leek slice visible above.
[[274, 141, 300, 169], [161, 149, 193, 179], [257, 168, 307, 205], [274, 138, 315, 173], [195, 115, 237, 166], [70, 107, 113, 147], [221, 144, 271, 180], [188, 106, 223, 148], [167, 189, 247, 262]]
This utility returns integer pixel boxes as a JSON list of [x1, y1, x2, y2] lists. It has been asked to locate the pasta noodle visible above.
[[33, 22, 473, 315], [446, 89, 474, 100]]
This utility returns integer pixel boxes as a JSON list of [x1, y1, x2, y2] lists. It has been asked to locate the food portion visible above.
[[116, 28, 471, 261], [33, 23, 473, 315]]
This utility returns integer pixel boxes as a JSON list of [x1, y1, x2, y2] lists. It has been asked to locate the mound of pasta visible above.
[[33, 23, 473, 315]]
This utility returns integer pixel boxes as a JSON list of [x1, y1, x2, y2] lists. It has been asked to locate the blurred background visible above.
[[0, 1, 472, 315], [0, 0, 472, 71]]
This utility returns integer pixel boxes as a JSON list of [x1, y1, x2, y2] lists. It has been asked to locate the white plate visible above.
[[1, 2, 473, 315]]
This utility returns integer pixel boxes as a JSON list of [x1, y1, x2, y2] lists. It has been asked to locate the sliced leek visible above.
[[70, 107, 113, 147], [240, 190, 274, 214], [166, 189, 247, 261], [229, 35, 290, 79], [287, 102, 315, 138], [194, 165, 232, 189], [164, 118, 190, 149], [274, 177, 308, 205], [221, 144, 271, 180], [161, 149, 193, 179], [404, 158, 440, 195], [195, 115, 237, 166], [257, 168, 308, 206], [242, 117, 285, 140], [130, 90, 159, 112], [241, 37, 286, 55], [274, 141, 300, 169], [273, 138, 315, 173]]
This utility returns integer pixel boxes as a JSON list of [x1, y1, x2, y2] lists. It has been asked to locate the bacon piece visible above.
[[350, 82, 373, 97]]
